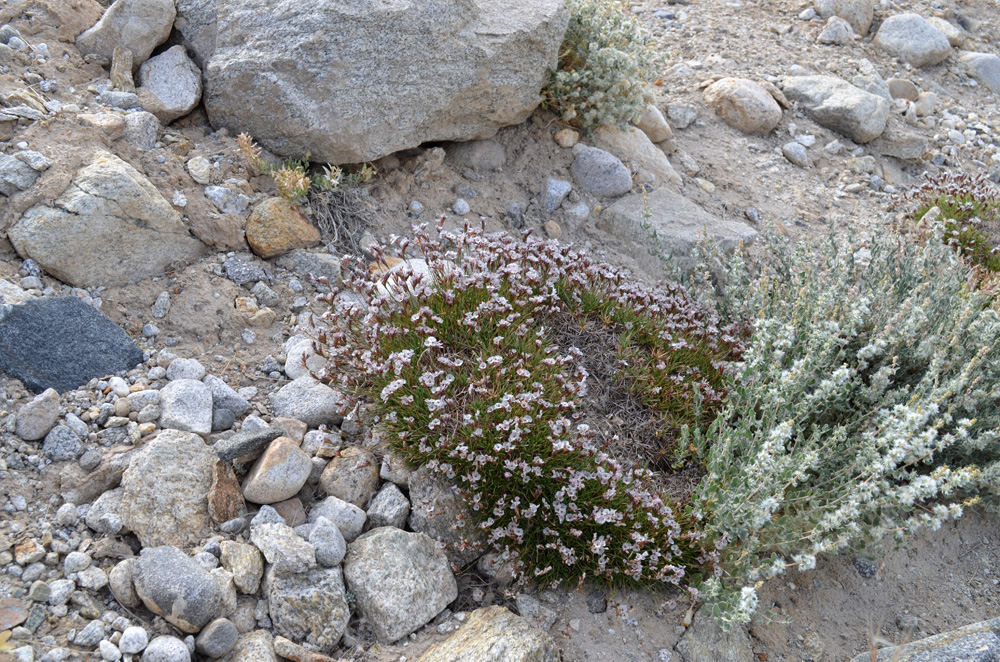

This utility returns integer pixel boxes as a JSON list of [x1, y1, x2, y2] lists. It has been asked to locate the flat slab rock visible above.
[[597, 187, 757, 270], [418, 606, 559, 662], [0, 296, 144, 393], [848, 617, 1000, 661]]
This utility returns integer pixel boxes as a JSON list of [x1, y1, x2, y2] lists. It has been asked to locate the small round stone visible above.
[[119, 626, 149, 654], [142, 636, 190, 662]]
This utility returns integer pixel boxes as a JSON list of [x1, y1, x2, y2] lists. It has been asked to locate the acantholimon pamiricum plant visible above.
[[904, 171, 1000, 272], [313, 220, 745, 591]]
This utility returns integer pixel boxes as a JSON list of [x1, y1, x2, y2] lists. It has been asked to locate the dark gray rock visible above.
[[0, 297, 143, 393], [212, 427, 282, 461], [133, 546, 223, 633], [204, 374, 251, 422], [42, 425, 84, 461], [570, 147, 632, 198], [195, 618, 239, 658], [274, 250, 342, 288], [223, 256, 271, 286]]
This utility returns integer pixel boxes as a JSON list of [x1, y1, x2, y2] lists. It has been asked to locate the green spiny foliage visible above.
[[905, 171, 1000, 272], [313, 221, 744, 591]]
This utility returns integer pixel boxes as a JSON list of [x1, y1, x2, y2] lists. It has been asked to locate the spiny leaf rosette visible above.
[[313, 221, 745, 591]]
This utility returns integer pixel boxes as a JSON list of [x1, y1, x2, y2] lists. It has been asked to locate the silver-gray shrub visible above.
[[684, 226, 1000, 627], [545, 0, 662, 129]]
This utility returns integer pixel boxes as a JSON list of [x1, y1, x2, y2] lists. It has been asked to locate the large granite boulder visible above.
[[75, 0, 176, 66], [174, 0, 569, 164], [7, 151, 205, 288], [133, 546, 223, 634], [119, 429, 217, 548], [343, 527, 457, 644]]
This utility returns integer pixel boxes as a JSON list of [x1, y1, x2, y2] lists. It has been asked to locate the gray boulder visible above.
[[847, 617, 1000, 662], [308, 496, 366, 543], [782, 75, 890, 143], [175, 0, 568, 164], [264, 564, 350, 653], [408, 464, 485, 568], [142, 636, 192, 662], [249, 522, 316, 575], [242, 438, 311, 505], [159, 378, 214, 436], [703, 78, 782, 134], [15, 388, 60, 441], [119, 429, 217, 548], [570, 147, 633, 198], [195, 618, 239, 658], [676, 610, 754, 662], [962, 51, 1000, 94], [84, 487, 127, 535], [874, 14, 951, 68], [418, 606, 559, 662], [597, 187, 757, 272], [268, 377, 346, 428], [344, 527, 458, 644], [814, 0, 873, 35], [123, 111, 161, 150], [0, 152, 44, 196], [138, 45, 203, 124], [133, 546, 223, 633], [75, 0, 176, 66], [367, 483, 410, 530], [308, 516, 347, 567], [218, 630, 276, 662], [8, 151, 205, 288]]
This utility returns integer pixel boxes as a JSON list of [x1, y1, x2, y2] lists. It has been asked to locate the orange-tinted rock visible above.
[[270, 497, 306, 527], [319, 446, 379, 509], [208, 461, 246, 524], [270, 418, 307, 444], [246, 198, 320, 259], [0, 597, 28, 630]]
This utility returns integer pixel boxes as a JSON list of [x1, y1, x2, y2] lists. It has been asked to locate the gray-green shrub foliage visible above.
[[684, 226, 1000, 627], [546, 0, 662, 129]]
